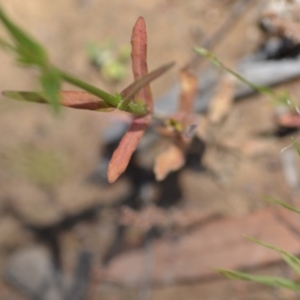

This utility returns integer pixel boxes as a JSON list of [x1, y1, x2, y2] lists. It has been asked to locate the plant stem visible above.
[[58, 69, 119, 106], [194, 47, 280, 100], [58, 69, 147, 115]]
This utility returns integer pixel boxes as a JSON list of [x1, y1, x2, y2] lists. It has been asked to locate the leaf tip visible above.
[[107, 161, 124, 183], [136, 16, 146, 27], [132, 16, 147, 43], [107, 173, 117, 184]]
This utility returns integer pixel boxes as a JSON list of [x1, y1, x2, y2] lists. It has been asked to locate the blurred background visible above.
[[1, 0, 300, 299]]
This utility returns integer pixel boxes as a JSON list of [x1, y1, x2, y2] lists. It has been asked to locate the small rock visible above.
[[5, 247, 67, 300]]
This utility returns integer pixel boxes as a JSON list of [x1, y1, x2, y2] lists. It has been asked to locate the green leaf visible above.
[[0, 5, 48, 66], [245, 236, 300, 275], [216, 269, 300, 291], [40, 68, 61, 113], [264, 196, 300, 215]]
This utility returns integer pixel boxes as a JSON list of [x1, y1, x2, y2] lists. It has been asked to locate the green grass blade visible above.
[[264, 196, 300, 214], [3, 90, 117, 112], [217, 269, 300, 291], [0, 5, 47, 66], [245, 236, 300, 275]]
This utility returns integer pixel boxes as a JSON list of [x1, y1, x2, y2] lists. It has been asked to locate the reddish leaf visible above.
[[120, 61, 174, 106], [60, 91, 113, 111], [108, 17, 153, 183], [3, 90, 113, 111], [107, 115, 150, 183], [130, 16, 153, 112]]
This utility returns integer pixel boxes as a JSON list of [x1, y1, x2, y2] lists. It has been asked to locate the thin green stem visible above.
[[58, 69, 148, 115], [194, 47, 279, 99], [58, 69, 119, 107]]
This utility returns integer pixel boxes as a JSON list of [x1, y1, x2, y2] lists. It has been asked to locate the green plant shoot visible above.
[[0, 6, 173, 115]]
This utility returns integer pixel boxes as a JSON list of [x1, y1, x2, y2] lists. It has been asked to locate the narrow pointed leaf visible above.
[[59, 91, 113, 110], [119, 61, 174, 109], [59, 70, 120, 108], [264, 196, 300, 214], [107, 115, 150, 183], [245, 236, 300, 275], [108, 16, 153, 183], [217, 269, 300, 291], [131, 16, 153, 111], [0, 6, 48, 66], [3, 90, 113, 111]]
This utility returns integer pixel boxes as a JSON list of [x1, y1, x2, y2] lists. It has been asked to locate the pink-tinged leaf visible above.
[[108, 16, 153, 183], [3, 90, 113, 111], [107, 115, 150, 183], [120, 61, 174, 105], [60, 91, 113, 111], [131, 16, 153, 111]]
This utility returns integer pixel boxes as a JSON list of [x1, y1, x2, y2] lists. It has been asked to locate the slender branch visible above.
[[194, 47, 281, 100]]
